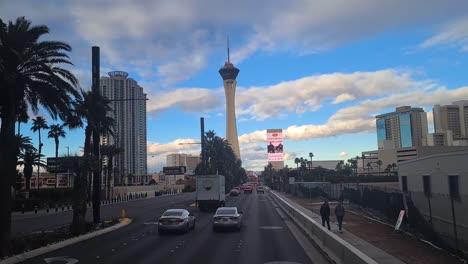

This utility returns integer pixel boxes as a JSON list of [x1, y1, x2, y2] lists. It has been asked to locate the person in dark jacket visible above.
[[320, 200, 331, 230], [335, 200, 346, 233]]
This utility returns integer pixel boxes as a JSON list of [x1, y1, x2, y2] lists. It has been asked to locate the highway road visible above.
[[17, 191, 329, 264]]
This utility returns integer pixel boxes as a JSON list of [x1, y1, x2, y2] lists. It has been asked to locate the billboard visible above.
[[163, 166, 186, 175], [267, 129, 283, 162]]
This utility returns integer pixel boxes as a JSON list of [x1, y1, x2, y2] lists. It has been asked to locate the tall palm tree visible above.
[[309, 152, 314, 170], [359, 155, 364, 176], [31, 116, 48, 188], [48, 124, 66, 188], [294, 158, 300, 169], [101, 145, 123, 200], [0, 17, 80, 255], [17, 149, 46, 191], [367, 162, 372, 175], [391, 163, 397, 175], [75, 90, 114, 223], [377, 160, 382, 176]]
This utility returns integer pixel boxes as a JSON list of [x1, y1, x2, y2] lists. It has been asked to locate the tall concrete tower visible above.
[[219, 39, 241, 160]]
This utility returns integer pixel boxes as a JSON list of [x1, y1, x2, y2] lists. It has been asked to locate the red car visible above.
[[244, 185, 253, 194]]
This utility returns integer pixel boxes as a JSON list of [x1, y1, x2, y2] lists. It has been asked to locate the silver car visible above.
[[158, 209, 195, 234], [212, 207, 243, 231]]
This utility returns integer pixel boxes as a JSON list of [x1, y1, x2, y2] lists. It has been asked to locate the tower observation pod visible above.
[[219, 38, 241, 160]]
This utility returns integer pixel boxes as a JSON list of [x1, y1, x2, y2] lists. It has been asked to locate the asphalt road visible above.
[[11, 193, 195, 236], [18, 191, 329, 264]]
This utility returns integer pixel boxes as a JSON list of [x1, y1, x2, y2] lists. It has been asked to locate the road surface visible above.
[[17, 191, 329, 264]]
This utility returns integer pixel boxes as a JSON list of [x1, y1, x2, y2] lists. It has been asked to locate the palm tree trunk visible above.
[[107, 157, 113, 200], [92, 128, 101, 223], [0, 99, 17, 257], [37, 129, 42, 189], [71, 165, 88, 235], [55, 138, 59, 188]]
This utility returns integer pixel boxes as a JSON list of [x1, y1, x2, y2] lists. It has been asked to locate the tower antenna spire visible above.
[[227, 36, 230, 63]]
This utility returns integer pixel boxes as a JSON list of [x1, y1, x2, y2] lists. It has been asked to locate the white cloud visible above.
[[146, 88, 223, 113], [421, 16, 468, 51], [333, 93, 356, 104], [3, 0, 467, 86], [339, 152, 349, 157]]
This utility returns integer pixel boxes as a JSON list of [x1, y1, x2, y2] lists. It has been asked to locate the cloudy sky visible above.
[[3, 0, 468, 172]]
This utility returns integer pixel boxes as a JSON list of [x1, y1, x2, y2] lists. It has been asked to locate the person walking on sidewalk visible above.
[[335, 200, 345, 233], [320, 200, 331, 230]]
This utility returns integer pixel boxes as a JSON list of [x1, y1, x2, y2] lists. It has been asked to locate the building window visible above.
[[401, 176, 408, 192], [448, 175, 460, 200], [422, 175, 431, 197]]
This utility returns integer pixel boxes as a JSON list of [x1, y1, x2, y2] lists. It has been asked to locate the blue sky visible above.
[[3, 0, 468, 172]]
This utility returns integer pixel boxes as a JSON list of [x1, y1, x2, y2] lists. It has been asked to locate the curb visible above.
[[1, 219, 133, 264]]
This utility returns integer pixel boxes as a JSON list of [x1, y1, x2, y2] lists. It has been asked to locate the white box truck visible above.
[[196, 175, 226, 211]]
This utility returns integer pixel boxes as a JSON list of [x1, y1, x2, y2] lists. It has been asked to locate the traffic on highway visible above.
[[16, 186, 327, 264]]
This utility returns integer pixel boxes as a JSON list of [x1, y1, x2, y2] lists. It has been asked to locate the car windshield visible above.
[[163, 211, 183, 217], [216, 209, 236, 215]]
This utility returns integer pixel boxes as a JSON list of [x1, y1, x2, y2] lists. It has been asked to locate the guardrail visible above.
[[269, 190, 377, 264]]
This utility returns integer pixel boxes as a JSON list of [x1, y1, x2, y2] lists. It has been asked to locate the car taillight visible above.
[[176, 219, 184, 223]]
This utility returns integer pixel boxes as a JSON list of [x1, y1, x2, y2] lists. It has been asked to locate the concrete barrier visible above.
[[270, 190, 377, 264]]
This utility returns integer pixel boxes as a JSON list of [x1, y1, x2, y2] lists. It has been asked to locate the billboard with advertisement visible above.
[[267, 129, 283, 162]]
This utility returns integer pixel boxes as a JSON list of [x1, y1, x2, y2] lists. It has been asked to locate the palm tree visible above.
[[367, 162, 372, 175], [101, 145, 123, 199], [359, 155, 365, 176], [385, 164, 392, 176], [391, 163, 397, 175], [309, 152, 314, 170], [75, 90, 114, 223], [294, 158, 300, 169], [31, 116, 49, 188], [17, 149, 46, 191], [377, 160, 382, 176], [0, 17, 80, 254], [15, 135, 35, 157], [48, 124, 66, 188], [16, 100, 29, 136]]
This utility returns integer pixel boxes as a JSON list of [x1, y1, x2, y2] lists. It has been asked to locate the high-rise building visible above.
[[100, 71, 147, 184], [219, 40, 241, 159], [433, 100, 468, 141], [166, 153, 200, 175], [376, 106, 428, 149]]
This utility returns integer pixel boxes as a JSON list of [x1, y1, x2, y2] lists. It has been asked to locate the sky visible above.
[[3, 0, 468, 173]]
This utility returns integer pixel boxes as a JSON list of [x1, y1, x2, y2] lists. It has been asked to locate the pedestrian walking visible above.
[[335, 200, 345, 233], [320, 200, 331, 230]]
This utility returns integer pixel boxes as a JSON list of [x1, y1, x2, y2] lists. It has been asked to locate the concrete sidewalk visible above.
[[276, 192, 404, 264]]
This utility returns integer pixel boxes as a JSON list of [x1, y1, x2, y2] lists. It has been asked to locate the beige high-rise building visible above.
[[376, 106, 428, 149], [166, 153, 200, 175], [100, 71, 147, 184], [219, 42, 241, 160], [433, 101, 468, 144]]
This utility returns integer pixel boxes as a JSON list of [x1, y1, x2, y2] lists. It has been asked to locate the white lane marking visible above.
[[259, 226, 284, 230], [44, 256, 79, 264], [264, 262, 303, 264]]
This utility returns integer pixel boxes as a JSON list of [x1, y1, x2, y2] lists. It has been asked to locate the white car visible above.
[[213, 207, 243, 231], [158, 209, 195, 234]]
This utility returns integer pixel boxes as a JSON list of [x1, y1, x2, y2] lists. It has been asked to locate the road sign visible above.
[[44, 256, 79, 264], [394, 210, 406, 231]]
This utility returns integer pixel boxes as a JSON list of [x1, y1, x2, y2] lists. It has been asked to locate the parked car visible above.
[[212, 207, 243, 231], [158, 209, 195, 234], [256, 186, 264, 194]]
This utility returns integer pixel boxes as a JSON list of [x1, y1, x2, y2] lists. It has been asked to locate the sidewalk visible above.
[[283, 193, 464, 264]]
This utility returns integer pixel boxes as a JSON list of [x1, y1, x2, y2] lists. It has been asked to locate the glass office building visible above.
[[376, 106, 428, 149]]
